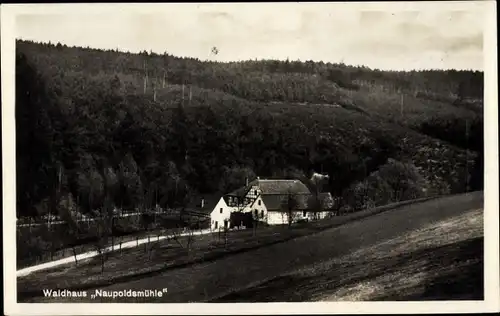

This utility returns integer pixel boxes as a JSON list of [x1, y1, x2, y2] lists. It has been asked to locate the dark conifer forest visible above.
[[16, 39, 484, 219]]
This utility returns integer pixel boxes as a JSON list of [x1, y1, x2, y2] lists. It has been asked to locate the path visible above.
[[16, 210, 209, 228], [16, 228, 212, 277]]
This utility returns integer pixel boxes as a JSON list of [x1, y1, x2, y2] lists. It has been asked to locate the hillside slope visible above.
[[15, 40, 483, 220]]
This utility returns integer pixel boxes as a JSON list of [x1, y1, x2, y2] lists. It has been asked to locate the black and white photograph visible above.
[[2, 2, 499, 314]]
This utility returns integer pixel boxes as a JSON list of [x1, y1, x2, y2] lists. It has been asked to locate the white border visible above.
[[2, 2, 499, 315]]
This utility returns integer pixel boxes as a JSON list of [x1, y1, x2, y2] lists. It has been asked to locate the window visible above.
[[254, 209, 258, 217], [254, 190, 258, 196], [261, 210, 264, 218], [258, 200, 261, 206], [215, 221, 218, 229], [303, 211, 307, 217], [220, 208, 223, 214]]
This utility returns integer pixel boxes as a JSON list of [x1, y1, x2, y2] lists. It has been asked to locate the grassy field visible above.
[[18, 191, 483, 302], [215, 207, 483, 301]]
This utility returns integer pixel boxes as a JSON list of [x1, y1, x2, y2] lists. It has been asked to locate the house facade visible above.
[[210, 177, 334, 230], [210, 197, 232, 230]]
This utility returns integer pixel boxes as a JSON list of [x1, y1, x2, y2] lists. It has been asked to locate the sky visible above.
[[14, 3, 487, 71]]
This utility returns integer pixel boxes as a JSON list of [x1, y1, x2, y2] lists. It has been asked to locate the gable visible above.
[[250, 195, 266, 208], [210, 197, 228, 216]]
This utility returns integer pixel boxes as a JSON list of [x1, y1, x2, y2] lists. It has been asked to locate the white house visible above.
[[210, 192, 268, 230], [210, 197, 232, 230], [210, 177, 334, 229]]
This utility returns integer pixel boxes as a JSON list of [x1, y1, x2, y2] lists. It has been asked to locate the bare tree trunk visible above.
[[182, 84, 185, 107], [101, 252, 105, 273], [143, 60, 148, 94], [189, 86, 192, 106], [72, 247, 78, 265]]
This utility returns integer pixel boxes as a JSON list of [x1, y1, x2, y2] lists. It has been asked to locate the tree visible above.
[[280, 190, 300, 228], [218, 166, 256, 193], [343, 159, 428, 211], [16, 52, 58, 218], [307, 194, 323, 220], [174, 181, 192, 225], [92, 171, 116, 273], [103, 166, 119, 248], [118, 154, 143, 210], [169, 217, 197, 255], [376, 159, 428, 202], [76, 157, 105, 214], [57, 192, 81, 265]]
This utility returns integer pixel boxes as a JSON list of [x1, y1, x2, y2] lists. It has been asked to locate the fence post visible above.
[[136, 236, 139, 246]]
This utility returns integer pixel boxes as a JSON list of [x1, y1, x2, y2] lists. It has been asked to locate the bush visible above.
[[376, 159, 428, 201], [343, 159, 428, 211]]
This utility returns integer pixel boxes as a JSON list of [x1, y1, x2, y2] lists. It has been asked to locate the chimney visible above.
[[201, 198, 205, 208]]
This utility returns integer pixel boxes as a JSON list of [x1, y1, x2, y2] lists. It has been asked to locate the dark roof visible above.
[[262, 192, 335, 211], [227, 183, 253, 197], [256, 179, 311, 195], [226, 178, 311, 198], [186, 195, 221, 214], [261, 194, 310, 211], [224, 178, 316, 211]]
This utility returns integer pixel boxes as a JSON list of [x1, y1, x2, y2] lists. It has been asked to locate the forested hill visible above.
[[15, 39, 484, 218]]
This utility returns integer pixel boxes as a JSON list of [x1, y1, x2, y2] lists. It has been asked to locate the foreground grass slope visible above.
[[215, 206, 483, 301], [19, 191, 483, 302]]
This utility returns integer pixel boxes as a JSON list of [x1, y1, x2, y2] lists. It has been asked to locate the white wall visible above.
[[243, 195, 268, 222], [306, 211, 330, 221], [210, 198, 234, 230], [267, 210, 330, 225], [267, 210, 304, 225], [211, 192, 270, 230]]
